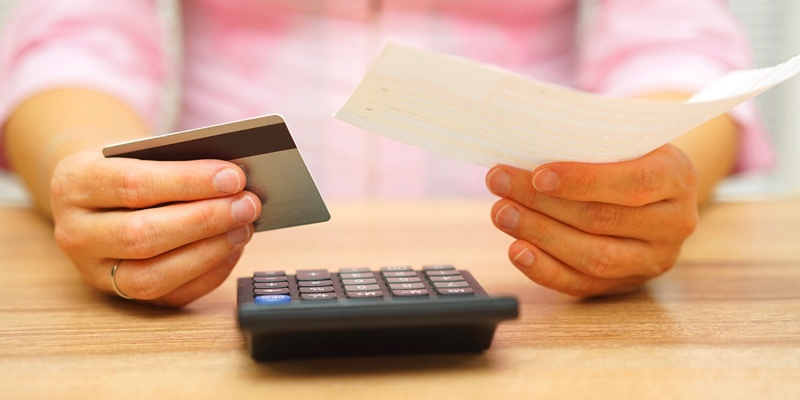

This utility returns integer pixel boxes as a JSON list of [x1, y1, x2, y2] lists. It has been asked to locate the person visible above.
[[0, 0, 774, 307]]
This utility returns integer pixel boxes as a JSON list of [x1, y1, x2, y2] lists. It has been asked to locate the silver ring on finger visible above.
[[110, 260, 135, 300]]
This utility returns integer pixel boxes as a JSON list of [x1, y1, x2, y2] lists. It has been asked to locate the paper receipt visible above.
[[336, 42, 800, 170]]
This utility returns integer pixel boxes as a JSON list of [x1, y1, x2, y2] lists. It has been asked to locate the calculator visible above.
[[236, 265, 519, 360]]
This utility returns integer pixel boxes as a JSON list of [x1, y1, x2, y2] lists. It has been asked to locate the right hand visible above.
[[485, 144, 699, 297], [50, 150, 262, 307]]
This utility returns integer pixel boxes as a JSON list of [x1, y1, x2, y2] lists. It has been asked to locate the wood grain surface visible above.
[[1, 198, 798, 399]]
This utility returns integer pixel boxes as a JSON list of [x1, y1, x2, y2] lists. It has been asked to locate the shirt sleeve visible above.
[[0, 0, 167, 169], [578, 0, 775, 173]]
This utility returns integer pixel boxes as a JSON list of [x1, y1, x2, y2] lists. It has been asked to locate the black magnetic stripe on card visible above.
[[109, 123, 297, 161]]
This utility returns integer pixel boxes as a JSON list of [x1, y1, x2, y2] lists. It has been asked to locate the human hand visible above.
[[50, 150, 262, 307], [485, 144, 699, 297]]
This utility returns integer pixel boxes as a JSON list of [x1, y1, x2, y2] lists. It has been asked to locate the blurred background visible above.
[[723, 0, 800, 199], [0, 0, 798, 206]]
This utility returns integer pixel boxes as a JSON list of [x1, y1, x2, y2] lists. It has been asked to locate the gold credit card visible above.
[[103, 114, 330, 232]]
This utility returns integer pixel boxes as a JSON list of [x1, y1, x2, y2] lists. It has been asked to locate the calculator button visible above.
[[389, 283, 426, 290], [253, 276, 289, 283], [301, 293, 338, 300], [422, 264, 456, 271], [340, 272, 375, 279], [298, 280, 333, 287], [254, 288, 290, 295], [385, 276, 422, 284], [341, 278, 377, 285], [436, 287, 475, 295], [382, 271, 417, 278], [344, 284, 381, 292], [345, 291, 384, 298], [254, 281, 289, 289], [254, 294, 292, 304], [253, 271, 286, 277], [380, 265, 413, 271], [391, 289, 429, 297], [296, 269, 331, 281], [425, 269, 461, 276], [428, 275, 464, 282], [432, 281, 470, 288], [338, 267, 371, 273], [299, 286, 335, 293]]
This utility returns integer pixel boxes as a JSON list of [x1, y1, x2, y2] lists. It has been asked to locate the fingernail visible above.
[[496, 204, 520, 230], [231, 196, 257, 223], [513, 248, 535, 268], [227, 225, 252, 246], [486, 168, 511, 196], [533, 168, 559, 192], [214, 168, 242, 194]]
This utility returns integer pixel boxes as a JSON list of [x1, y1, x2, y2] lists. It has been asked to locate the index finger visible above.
[[54, 154, 247, 209], [531, 145, 696, 206]]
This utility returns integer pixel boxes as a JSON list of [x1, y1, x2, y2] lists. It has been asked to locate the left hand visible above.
[[50, 151, 261, 307], [485, 144, 699, 297]]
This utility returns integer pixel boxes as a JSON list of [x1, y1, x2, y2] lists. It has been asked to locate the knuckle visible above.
[[49, 172, 67, 200], [627, 167, 660, 206], [115, 169, 149, 207], [116, 216, 160, 258], [577, 174, 599, 199], [174, 171, 201, 200], [194, 202, 220, 236], [127, 268, 164, 300], [582, 241, 618, 278], [54, 224, 80, 254], [528, 216, 557, 248], [668, 203, 699, 240], [50, 158, 85, 205], [679, 209, 699, 237], [520, 189, 541, 210], [582, 202, 622, 234]]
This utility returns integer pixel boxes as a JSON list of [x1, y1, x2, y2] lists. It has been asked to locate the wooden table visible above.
[[1, 198, 799, 399]]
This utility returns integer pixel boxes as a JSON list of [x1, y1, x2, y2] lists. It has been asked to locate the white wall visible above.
[[722, 0, 800, 198], [0, 0, 15, 16]]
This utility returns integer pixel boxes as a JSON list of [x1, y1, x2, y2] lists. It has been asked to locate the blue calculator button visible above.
[[254, 294, 292, 304]]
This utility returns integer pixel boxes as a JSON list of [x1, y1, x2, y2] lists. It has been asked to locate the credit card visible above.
[[103, 114, 330, 232]]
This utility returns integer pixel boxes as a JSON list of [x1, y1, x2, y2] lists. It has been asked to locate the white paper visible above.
[[336, 42, 800, 170]]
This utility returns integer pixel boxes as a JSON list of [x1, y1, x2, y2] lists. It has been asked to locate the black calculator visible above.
[[236, 265, 519, 360]]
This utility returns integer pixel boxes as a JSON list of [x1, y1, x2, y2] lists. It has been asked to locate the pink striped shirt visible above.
[[0, 0, 775, 199]]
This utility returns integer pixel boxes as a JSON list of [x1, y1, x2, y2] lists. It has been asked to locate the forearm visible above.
[[640, 92, 739, 205], [3, 88, 151, 218]]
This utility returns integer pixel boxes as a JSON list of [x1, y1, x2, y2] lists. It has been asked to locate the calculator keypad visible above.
[[251, 265, 482, 304]]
